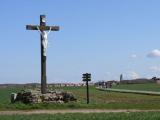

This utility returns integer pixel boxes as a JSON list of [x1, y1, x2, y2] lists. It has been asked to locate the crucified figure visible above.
[[37, 26, 52, 56]]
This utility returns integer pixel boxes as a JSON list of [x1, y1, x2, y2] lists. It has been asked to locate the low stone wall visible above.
[[11, 90, 77, 104]]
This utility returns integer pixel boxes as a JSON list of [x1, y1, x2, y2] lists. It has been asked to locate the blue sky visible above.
[[1, 0, 160, 83]]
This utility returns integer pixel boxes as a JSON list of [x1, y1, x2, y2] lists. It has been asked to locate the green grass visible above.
[[0, 87, 22, 105], [0, 84, 160, 110], [112, 83, 160, 92], [1, 112, 160, 120]]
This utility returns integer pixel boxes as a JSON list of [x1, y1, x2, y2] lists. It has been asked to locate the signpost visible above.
[[82, 73, 91, 104], [26, 15, 60, 94]]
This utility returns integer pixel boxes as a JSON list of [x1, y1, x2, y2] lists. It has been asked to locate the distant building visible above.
[[156, 80, 160, 84], [120, 74, 123, 82], [95, 80, 119, 88]]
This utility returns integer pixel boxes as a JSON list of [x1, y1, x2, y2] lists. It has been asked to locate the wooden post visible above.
[[40, 15, 47, 94], [82, 73, 91, 104], [86, 80, 89, 104]]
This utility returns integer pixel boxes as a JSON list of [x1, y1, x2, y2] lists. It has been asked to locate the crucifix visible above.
[[26, 15, 60, 94]]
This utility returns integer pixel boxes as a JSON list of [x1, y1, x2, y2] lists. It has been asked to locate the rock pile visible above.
[[11, 90, 77, 104]]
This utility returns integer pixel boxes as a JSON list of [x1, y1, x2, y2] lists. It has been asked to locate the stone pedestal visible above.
[[11, 90, 77, 104]]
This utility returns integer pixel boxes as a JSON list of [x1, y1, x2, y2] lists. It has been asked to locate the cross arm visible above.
[[26, 25, 60, 31]]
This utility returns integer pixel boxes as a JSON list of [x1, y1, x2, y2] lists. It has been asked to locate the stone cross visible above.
[[26, 15, 60, 94]]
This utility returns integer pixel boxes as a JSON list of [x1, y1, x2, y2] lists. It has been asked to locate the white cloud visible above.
[[127, 71, 140, 79], [149, 66, 160, 72], [131, 54, 137, 58], [147, 49, 160, 58]]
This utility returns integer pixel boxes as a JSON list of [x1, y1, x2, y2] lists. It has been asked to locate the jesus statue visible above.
[[37, 26, 52, 56]]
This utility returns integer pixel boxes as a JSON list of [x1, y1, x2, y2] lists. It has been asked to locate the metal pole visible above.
[[40, 15, 47, 94]]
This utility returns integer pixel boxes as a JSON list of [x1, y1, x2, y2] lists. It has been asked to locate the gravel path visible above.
[[0, 109, 160, 115]]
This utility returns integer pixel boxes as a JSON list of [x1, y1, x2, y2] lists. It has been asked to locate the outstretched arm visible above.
[[47, 27, 52, 35], [37, 26, 41, 34]]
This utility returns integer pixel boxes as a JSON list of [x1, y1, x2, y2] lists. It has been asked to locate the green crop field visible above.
[[0, 112, 160, 120], [0, 84, 160, 110]]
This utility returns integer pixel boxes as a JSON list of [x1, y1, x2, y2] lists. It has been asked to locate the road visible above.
[[0, 109, 160, 115]]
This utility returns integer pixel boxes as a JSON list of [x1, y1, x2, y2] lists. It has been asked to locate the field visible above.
[[0, 112, 160, 120], [112, 83, 160, 92], [0, 83, 160, 110]]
